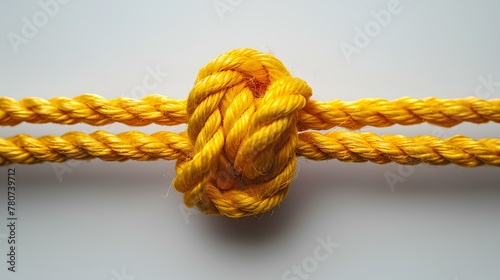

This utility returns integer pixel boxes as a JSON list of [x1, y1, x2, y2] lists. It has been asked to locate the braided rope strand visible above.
[[0, 94, 187, 126], [299, 97, 500, 130], [2, 95, 499, 129], [2, 130, 499, 167], [0, 130, 191, 166], [298, 131, 500, 166]]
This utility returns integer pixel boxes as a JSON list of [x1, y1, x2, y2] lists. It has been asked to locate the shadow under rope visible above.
[[188, 158, 500, 247], [7, 157, 500, 245]]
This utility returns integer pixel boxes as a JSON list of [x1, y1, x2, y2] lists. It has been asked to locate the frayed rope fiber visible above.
[[1, 48, 500, 218]]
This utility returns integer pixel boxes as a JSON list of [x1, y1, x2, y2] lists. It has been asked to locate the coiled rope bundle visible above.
[[1, 48, 499, 218]]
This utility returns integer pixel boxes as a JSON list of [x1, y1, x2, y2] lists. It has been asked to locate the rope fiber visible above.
[[1, 48, 499, 218]]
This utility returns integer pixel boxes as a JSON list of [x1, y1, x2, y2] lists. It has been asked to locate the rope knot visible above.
[[173, 48, 312, 218]]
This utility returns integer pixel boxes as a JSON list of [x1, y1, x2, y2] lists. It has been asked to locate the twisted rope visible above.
[[0, 94, 187, 126], [1, 130, 499, 167], [0, 131, 191, 165], [2, 95, 499, 130], [1, 48, 499, 218]]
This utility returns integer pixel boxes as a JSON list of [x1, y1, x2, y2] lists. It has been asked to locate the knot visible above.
[[173, 48, 312, 218]]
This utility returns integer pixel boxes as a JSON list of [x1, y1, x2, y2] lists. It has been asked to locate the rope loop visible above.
[[173, 48, 312, 218]]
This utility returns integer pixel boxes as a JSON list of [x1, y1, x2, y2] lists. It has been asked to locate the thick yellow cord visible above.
[[0, 130, 191, 165], [298, 131, 500, 166], [1, 130, 499, 167], [2, 95, 499, 129], [0, 94, 187, 126], [1, 48, 499, 218]]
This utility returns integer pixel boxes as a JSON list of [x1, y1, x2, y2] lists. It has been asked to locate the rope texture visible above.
[[2, 130, 499, 167], [1, 48, 499, 218], [2, 95, 499, 130], [0, 131, 191, 165]]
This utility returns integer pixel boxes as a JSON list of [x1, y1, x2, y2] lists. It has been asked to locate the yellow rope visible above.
[[1, 130, 499, 167], [2, 95, 499, 129], [1, 48, 499, 218], [298, 132, 500, 166], [0, 131, 191, 165], [0, 94, 187, 126]]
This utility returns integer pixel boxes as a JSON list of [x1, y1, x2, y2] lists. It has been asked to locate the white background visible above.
[[1, 1, 499, 279]]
